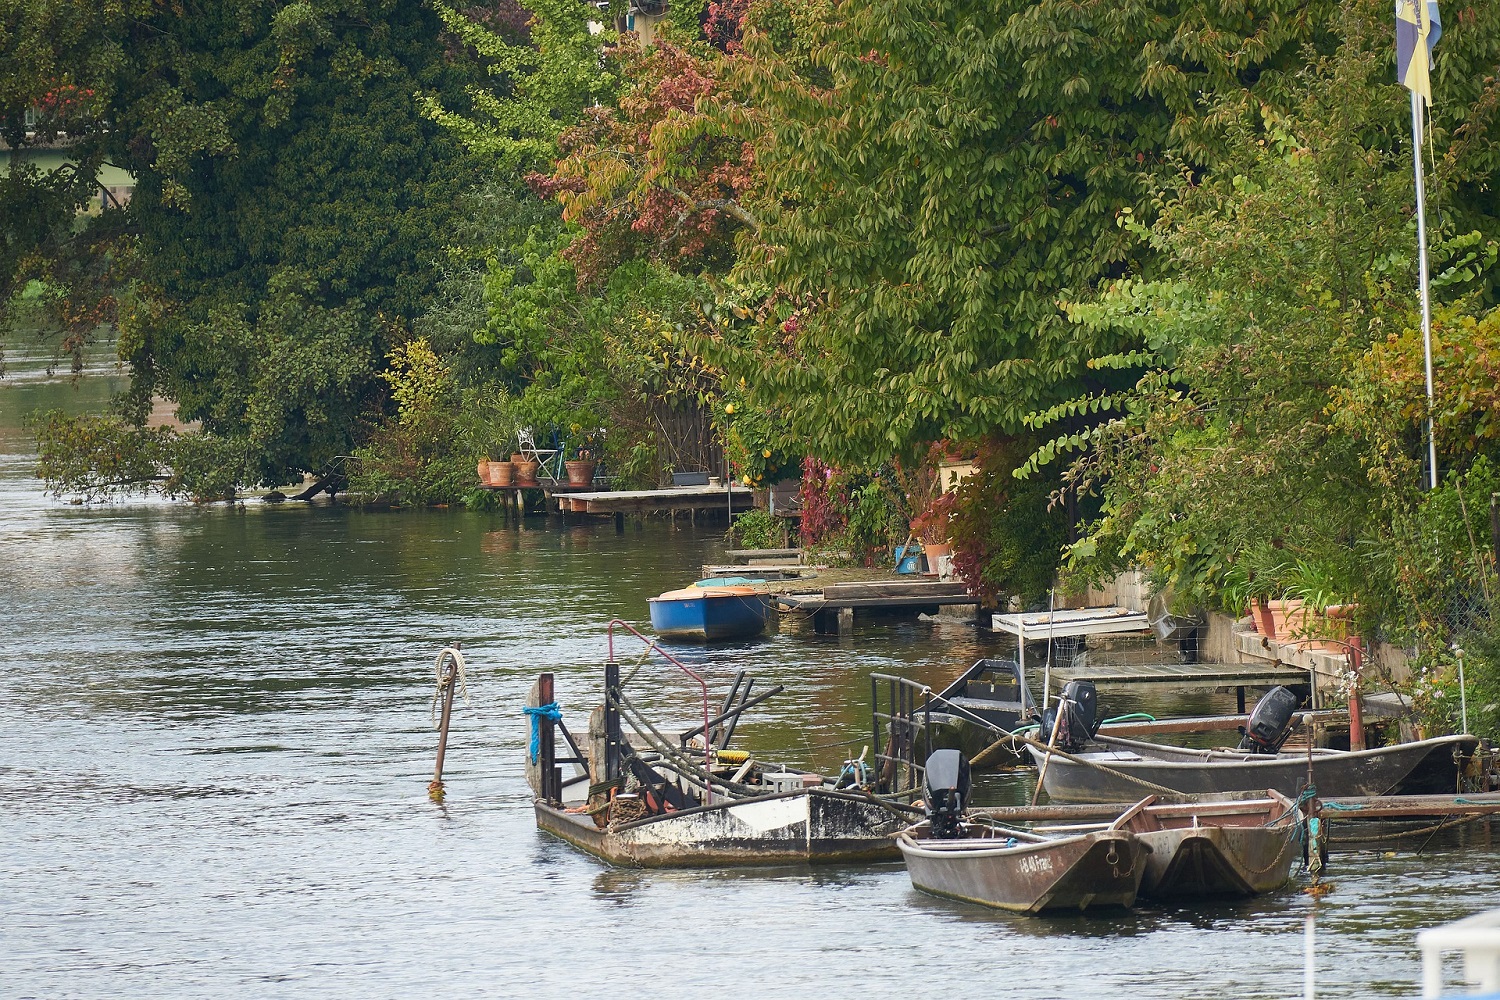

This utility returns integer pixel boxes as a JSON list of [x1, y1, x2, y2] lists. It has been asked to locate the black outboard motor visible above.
[[1038, 680, 1101, 753], [923, 749, 972, 839], [1237, 686, 1302, 754]]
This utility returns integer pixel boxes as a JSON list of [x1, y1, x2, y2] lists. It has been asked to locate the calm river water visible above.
[[3, 345, 1499, 1000]]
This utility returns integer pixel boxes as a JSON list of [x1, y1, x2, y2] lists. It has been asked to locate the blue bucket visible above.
[[894, 544, 921, 574]]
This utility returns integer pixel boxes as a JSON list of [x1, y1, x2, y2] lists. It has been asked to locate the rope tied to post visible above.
[[431, 648, 471, 728], [524, 702, 562, 763]]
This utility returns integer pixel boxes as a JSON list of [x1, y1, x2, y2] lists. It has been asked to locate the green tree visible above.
[[709, 0, 1339, 467], [9, 2, 487, 494]]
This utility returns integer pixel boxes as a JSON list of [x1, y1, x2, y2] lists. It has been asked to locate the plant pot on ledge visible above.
[[515, 459, 541, 486], [488, 461, 515, 487], [564, 459, 596, 487], [477, 459, 491, 485]]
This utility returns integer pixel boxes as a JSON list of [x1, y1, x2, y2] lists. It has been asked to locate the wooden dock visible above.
[[776, 581, 980, 633], [1050, 659, 1309, 692], [555, 484, 754, 517]]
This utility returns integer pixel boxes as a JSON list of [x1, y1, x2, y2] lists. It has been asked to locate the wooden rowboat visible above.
[[1128, 792, 1303, 898], [897, 799, 1154, 914]]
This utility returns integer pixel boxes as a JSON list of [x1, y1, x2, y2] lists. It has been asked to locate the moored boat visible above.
[[1025, 684, 1482, 802], [526, 621, 913, 867], [921, 657, 1036, 765], [897, 750, 1152, 913], [648, 585, 770, 640], [1130, 792, 1303, 898], [1026, 729, 1480, 802]]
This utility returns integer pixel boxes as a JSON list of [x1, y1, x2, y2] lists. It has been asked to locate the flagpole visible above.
[[1410, 90, 1438, 491]]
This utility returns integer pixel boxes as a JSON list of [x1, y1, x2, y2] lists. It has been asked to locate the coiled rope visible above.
[[431, 647, 471, 727]]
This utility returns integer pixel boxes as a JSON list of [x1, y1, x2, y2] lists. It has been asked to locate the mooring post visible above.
[[429, 647, 462, 800], [538, 672, 557, 802], [604, 659, 622, 787]]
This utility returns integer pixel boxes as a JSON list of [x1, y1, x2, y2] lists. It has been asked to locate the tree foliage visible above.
[[8, 1, 486, 492], [705, 0, 1339, 466]]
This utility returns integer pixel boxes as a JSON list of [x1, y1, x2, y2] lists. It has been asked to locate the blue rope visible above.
[[523, 702, 562, 763]]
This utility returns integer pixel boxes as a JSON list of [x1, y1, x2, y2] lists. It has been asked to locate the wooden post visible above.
[[615, 511, 625, 533], [838, 606, 855, 633], [538, 672, 557, 803], [429, 648, 461, 800]]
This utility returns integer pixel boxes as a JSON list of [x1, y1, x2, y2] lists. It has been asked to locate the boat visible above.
[[1025, 731, 1481, 802], [648, 585, 770, 640], [920, 657, 1037, 764], [896, 751, 1151, 913], [1130, 791, 1303, 898], [1024, 682, 1482, 802], [526, 621, 915, 867]]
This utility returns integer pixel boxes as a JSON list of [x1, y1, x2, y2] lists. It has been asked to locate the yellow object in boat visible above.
[[715, 749, 750, 765]]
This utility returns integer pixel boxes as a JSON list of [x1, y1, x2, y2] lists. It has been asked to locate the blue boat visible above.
[[648, 586, 770, 640]]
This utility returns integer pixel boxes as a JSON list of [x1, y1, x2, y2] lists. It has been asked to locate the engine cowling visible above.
[[923, 749, 972, 839], [1237, 686, 1302, 754]]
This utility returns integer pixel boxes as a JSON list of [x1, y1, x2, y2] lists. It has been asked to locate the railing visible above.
[[870, 672, 933, 796]]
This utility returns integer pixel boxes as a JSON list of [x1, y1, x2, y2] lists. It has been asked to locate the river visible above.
[[2, 343, 1498, 999]]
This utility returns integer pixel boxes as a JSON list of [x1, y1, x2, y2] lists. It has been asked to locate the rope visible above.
[[523, 702, 561, 763], [430, 647, 471, 727], [1329, 813, 1491, 843]]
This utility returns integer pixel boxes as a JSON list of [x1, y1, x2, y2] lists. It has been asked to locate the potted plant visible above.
[[565, 446, 597, 487], [911, 492, 956, 575], [488, 458, 515, 487], [1281, 558, 1351, 650], [478, 457, 491, 484]]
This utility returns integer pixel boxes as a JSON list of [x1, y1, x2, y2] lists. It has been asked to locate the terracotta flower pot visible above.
[[478, 460, 491, 484], [1266, 599, 1305, 641], [511, 452, 526, 466], [488, 461, 515, 487], [1251, 599, 1276, 636], [515, 459, 540, 486], [565, 459, 596, 487], [922, 541, 952, 576]]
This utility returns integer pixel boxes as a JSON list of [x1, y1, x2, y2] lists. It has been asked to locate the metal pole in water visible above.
[[429, 646, 463, 799]]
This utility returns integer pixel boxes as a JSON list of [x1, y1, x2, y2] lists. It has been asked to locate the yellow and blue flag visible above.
[[1396, 0, 1442, 105]]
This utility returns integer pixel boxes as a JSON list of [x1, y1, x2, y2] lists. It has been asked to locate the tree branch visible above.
[[657, 182, 760, 231]]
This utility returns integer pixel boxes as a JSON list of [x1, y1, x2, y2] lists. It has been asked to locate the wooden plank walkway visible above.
[[776, 580, 979, 632], [555, 484, 754, 515], [1050, 660, 1308, 692]]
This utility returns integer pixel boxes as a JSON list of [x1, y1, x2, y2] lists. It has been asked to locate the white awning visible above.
[[991, 606, 1152, 640]]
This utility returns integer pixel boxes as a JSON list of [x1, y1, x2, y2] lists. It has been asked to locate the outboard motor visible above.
[[1038, 680, 1101, 753], [1237, 686, 1302, 754], [923, 749, 972, 839]]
